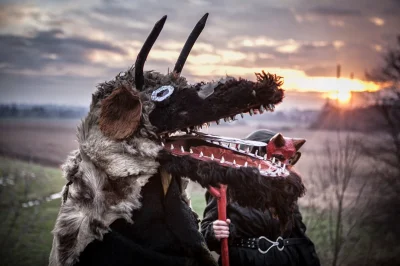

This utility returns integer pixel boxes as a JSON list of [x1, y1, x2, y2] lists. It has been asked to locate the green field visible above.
[[0, 157, 65, 266]]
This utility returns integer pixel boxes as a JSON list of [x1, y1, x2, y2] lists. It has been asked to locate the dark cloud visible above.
[[0, 29, 125, 71], [304, 66, 336, 77], [226, 42, 341, 74], [309, 6, 362, 17]]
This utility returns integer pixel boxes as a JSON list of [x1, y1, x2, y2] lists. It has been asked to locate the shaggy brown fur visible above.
[[49, 69, 201, 266], [99, 86, 142, 140]]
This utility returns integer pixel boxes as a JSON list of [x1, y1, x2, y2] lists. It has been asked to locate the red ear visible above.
[[290, 151, 302, 166], [99, 86, 142, 140], [292, 138, 306, 151]]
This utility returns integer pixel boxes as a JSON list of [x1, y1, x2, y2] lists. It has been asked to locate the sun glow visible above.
[[326, 90, 352, 103], [186, 65, 380, 96]]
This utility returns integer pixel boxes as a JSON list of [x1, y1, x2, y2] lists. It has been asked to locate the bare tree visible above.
[[303, 134, 371, 266]]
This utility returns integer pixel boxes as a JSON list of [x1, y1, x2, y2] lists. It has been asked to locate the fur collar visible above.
[[49, 116, 162, 266]]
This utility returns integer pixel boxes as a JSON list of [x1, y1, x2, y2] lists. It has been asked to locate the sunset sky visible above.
[[0, 0, 399, 110]]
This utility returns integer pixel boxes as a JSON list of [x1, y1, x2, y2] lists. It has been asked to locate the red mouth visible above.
[[162, 132, 288, 177]]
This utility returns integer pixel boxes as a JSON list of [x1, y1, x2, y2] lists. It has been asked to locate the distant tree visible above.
[[360, 34, 400, 265]]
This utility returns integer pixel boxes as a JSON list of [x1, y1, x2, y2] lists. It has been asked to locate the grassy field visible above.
[[0, 157, 65, 266]]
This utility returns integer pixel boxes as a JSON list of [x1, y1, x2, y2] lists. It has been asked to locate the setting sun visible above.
[[326, 90, 352, 103]]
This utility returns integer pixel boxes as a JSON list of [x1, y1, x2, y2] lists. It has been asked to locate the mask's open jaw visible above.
[[162, 131, 289, 177]]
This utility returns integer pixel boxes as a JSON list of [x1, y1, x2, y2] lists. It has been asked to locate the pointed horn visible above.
[[271, 133, 285, 147], [173, 13, 209, 75], [135, 15, 167, 91], [293, 138, 306, 151]]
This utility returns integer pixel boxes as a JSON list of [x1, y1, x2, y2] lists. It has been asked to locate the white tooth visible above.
[[258, 164, 261, 170], [233, 160, 236, 165], [187, 127, 191, 132], [272, 157, 275, 163], [171, 144, 174, 150], [240, 113, 244, 118], [161, 142, 165, 147], [231, 115, 236, 120], [207, 122, 211, 127], [200, 152, 204, 157], [221, 157, 225, 163], [249, 109, 253, 116], [190, 149, 193, 154], [264, 155, 267, 160], [211, 154, 214, 160], [181, 146, 185, 152], [270, 104, 275, 111], [244, 162, 248, 167], [224, 117, 227, 122], [246, 147, 250, 153], [259, 105, 265, 113], [216, 120, 220, 125], [252, 90, 256, 97], [283, 164, 286, 170], [255, 150, 258, 156], [277, 161, 281, 166]]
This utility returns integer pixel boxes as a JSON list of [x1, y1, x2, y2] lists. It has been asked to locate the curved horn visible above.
[[135, 15, 167, 91], [173, 13, 209, 75]]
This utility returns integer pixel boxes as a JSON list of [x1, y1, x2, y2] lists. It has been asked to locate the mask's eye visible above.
[[151, 85, 174, 102]]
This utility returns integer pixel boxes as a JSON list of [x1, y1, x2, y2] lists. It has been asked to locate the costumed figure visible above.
[[49, 14, 306, 266], [201, 129, 321, 266]]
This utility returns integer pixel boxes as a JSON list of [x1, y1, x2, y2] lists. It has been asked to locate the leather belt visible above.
[[232, 236, 308, 254]]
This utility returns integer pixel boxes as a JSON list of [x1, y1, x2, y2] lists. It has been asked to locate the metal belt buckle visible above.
[[276, 236, 284, 251], [257, 236, 285, 254]]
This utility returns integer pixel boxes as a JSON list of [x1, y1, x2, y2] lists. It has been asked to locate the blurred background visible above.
[[0, 0, 399, 265]]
